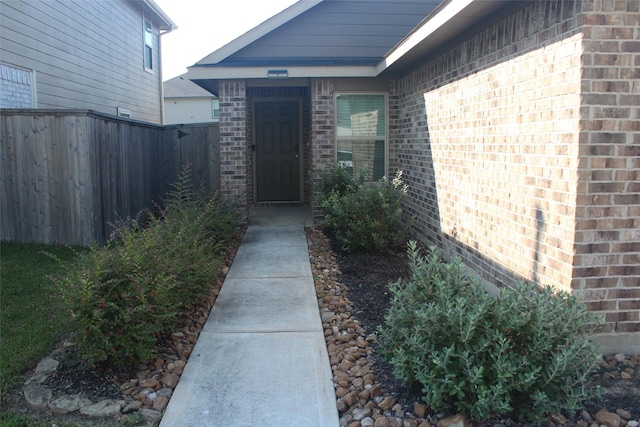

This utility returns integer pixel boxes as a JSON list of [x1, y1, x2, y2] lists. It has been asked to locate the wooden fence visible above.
[[1, 110, 219, 245]]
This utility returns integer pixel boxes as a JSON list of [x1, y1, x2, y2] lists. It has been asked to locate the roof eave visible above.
[[141, 0, 177, 32], [376, 0, 514, 75], [187, 65, 378, 80]]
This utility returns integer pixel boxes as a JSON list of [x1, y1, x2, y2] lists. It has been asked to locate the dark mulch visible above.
[[327, 234, 425, 408], [43, 346, 130, 402]]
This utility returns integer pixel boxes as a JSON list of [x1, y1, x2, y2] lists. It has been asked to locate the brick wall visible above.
[[218, 80, 249, 218], [310, 79, 336, 220], [573, 0, 640, 336], [392, 0, 639, 349]]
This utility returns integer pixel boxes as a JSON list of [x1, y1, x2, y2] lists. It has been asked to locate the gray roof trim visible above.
[[197, 0, 322, 65], [202, 57, 382, 67], [188, 65, 378, 80]]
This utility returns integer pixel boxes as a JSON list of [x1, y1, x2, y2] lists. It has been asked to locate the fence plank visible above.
[[1, 110, 219, 245], [1, 116, 18, 241], [33, 114, 52, 242]]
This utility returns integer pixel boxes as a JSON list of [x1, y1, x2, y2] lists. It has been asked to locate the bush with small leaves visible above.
[[53, 168, 239, 367], [315, 166, 409, 253], [312, 163, 361, 206], [377, 242, 603, 423]]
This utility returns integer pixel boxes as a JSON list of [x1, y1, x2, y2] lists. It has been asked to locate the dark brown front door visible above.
[[255, 101, 300, 202]]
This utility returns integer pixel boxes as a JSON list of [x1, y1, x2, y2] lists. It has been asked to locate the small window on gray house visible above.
[[0, 63, 35, 108], [336, 93, 387, 180], [212, 99, 219, 119], [144, 19, 153, 71]]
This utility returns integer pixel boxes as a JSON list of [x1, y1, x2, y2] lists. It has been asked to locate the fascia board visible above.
[[376, 0, 494, 74], [197, 0, 323, 65], [187, 65, 378, 80]]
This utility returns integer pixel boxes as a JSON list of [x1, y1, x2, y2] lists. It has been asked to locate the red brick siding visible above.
[[310, 79, 336, 220], [392, 0, 639, 338], [395, 1, 583, 291], [573, 0, 640, 334], [218, 80, 249, 217]]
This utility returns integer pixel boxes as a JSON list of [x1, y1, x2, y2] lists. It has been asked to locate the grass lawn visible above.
[[0, 241, 81, 394]]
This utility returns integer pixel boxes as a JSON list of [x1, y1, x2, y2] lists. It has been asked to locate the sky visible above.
[[154, 0, 299, 81]]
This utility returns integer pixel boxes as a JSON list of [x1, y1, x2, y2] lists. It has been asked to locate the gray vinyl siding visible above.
[[228, 0, 440, 63], [0, 0, 163, 123]]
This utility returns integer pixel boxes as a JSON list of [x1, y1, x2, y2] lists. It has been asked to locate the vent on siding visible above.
[[117, 108, 132, 118]]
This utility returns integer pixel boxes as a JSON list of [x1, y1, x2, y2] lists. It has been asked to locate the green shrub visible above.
[[313, 164, 366, 205], [53, 169, 238, 367], [377, 243, 603, 423], [316, 166, 409, 253]]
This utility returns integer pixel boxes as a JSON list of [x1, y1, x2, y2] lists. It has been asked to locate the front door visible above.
[[255, 101, 300, 202]]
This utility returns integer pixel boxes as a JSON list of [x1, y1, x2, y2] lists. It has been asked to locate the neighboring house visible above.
[[0, 0, 176, 124], [187, 0, 640, 353], [163, 74, 219, 125]]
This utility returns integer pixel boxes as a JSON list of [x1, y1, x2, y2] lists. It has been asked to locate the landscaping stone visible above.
[[353, 407, 373, 421], [361, 418, 375, 427], [23, 383, 52, 411], [378, 396, 396, 411], [161, 372, 179, 389], [49, 394, 91, 414], [550, 413, 568, 424], [437, 414, 470, 427], [79, 399, 121, 417], [618, 409, 632, 420], [122, 400, 143, 413], [141, 408, 163, 423], [34, 357, 59, 375], [414, 403, 427, 419], [581, 410, 593, 421], [152, 395, 169, 411], [595, 410, 621, 427], [139, 378, 159, 389]]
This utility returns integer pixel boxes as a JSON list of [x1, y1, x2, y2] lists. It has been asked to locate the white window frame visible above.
[[143, 18, 153, 73], [334, 92, 388, 181], [0, 63, 37, 108], [212, 99, 220, 119]]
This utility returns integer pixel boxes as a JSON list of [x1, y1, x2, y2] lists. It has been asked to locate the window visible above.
[[144, 19, 153, 71], [0, 63, 36, 108], [336, 93, 387, 180], [212, 99, 219, 119]]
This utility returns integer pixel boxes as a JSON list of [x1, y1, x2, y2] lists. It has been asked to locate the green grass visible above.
[[0, 411, 75, 426], [0, 242, 81, 394]]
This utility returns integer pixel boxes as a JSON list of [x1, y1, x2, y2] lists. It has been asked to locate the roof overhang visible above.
[[188, 65, 378, 96], [139, 0, 177, 33], [187, 0, 518, 93], [377, 0, 516, 76], [188, 65, 378, 80]]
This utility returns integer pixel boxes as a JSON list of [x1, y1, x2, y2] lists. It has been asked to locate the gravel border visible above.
[[305, 226, 640, 427]]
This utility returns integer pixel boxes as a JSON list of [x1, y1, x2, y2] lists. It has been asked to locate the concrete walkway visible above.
[[160, 207, 339, 427]]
